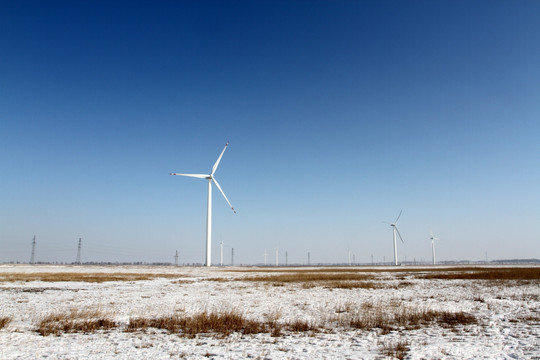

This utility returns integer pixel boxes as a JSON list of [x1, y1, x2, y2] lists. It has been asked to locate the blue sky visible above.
[[1, 0, 539, 265]]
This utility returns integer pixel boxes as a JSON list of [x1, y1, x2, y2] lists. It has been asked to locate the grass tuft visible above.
[[0, 317, 11, 329], [37, 309, 116, 336], [347, 302, 477, 333], [379, 339, 410, 360]]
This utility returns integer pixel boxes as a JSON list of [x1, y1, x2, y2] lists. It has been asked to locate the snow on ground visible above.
[[0, 265, 538, 359]]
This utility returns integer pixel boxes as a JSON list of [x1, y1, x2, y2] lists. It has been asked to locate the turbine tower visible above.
[[170, 141, 236, 267], [385, 210, 404, 266], [220, 241, 224, 266], [174, 250, 179, 266], [263, 249, 268, 266], [430, 231, 439, 265], [76, 238, 82, 264]]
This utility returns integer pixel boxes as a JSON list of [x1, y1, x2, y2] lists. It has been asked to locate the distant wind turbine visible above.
[[170, 141, 236, 267], [430, 231, 440, 265], [384, 210, 404, 266]]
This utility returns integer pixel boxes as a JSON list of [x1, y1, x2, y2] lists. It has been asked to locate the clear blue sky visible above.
[[1, 0, 539, 264]]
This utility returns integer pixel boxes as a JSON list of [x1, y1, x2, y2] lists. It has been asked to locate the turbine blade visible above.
[[212, 178, 236, 213], [211, 141, 229, 176], [395, 210, 403, 224], [395, 227, 404, 243], [169, 173, 209, 179]]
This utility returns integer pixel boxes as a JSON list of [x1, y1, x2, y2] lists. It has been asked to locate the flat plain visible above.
[[0, 265, 538, 359]]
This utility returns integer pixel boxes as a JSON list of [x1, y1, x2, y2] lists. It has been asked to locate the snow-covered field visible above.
[[0, 265, 538, 359]]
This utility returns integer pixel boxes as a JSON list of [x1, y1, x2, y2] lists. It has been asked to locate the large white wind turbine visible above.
[[430, 231, 440, 265], [170, 141, 236, 267], [384, 210, 404, 266]]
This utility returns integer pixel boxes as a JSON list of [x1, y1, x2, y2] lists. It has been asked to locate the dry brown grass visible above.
[[421, 267, 540, 281], [240, 272, 374, 283], [127, 303, 476, 338], [226, 268, 377, 273], [222, 267, 539, 287], [0, 272, 179, 283], [234, 272, 382, 290], [127, 310, 318, 337], [37, 309, 116, 336], [220, 271, 418, 289], [379, 339, 409, 360], [228, 266, 540, 275], [33, 301, 478, 337], [320, 281, 378, 290], [0, 317, 11, 329], [226, 266, 512, 273], [509, 315, 540, 324], [343, 302, 477, 334], [128, 310, 265, 337]]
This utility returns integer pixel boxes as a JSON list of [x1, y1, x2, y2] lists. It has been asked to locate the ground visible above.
[[0, 265, 538, 359]]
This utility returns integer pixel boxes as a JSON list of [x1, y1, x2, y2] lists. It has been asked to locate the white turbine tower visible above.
[[430, 231, 440, 265], [220, 241, 224, 266], [170, 141, 236, 267], [384, 210, 404, 266]]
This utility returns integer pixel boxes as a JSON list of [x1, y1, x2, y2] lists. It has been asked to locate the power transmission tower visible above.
[[76, 238, 82, 264], [174, 250, 178, 266], [231, 248, 234, 266], [30, 235, 36, 264]]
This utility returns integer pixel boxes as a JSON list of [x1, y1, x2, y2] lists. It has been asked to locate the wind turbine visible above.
[[430, 231, 440, 265], [170, 141, 236, 267], [384, 210, 404, 266]]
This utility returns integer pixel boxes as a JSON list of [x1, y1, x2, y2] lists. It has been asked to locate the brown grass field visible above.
[[0, 272, 179, 283]]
